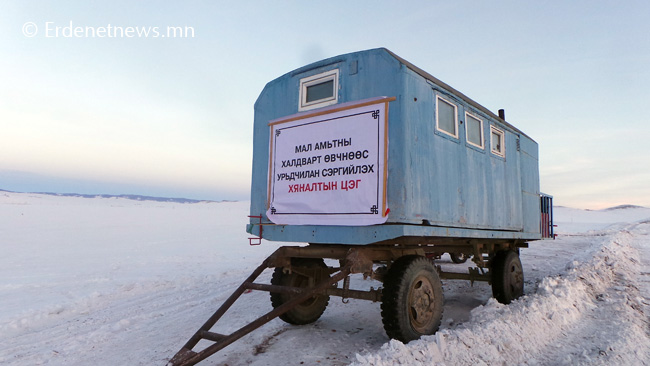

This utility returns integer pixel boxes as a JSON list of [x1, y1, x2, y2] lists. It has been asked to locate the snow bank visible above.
[[353, 230, 649, 365]]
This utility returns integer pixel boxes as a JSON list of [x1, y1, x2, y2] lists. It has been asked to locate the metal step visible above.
[[166, 248, 353, 366]]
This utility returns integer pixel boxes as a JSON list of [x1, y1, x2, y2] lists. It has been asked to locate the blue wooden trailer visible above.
[[168, 48, 554, 366]]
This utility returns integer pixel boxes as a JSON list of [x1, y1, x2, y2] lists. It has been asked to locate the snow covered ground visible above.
[[1, 192, 649, 365]]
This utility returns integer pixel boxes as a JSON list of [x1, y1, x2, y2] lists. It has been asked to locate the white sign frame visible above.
[[266, 97, 394, 226]]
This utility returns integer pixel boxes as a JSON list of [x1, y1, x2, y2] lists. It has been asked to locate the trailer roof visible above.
[[277, 48, 533, 140], [382, 48, 532, 140]]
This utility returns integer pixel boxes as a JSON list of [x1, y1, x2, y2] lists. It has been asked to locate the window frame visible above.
[[464, 112, 484, 149], [435, 95, 459, 139], [298, 69, 339, 111], [490, 125, 505, 157]]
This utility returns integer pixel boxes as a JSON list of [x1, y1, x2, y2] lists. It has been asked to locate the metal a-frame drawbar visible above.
[[166, 245, 389, 366]]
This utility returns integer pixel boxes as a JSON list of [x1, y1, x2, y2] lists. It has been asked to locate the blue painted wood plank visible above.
[[248, 48, 543, 245]]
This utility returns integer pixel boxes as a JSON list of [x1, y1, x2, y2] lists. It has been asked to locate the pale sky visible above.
[[1, 1, 649, 209]]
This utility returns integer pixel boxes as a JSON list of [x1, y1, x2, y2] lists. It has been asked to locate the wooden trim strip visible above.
[[266, 126, 275, 209], [266, 96, 396, 215], [382, 101, 389, 217], [269, 96, 396, 126]]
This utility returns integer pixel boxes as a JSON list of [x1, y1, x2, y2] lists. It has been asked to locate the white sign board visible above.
[[266, 97, 392, 226]]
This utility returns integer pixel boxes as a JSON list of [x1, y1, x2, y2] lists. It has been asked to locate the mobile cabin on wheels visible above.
[[168, 48, 553, 366]]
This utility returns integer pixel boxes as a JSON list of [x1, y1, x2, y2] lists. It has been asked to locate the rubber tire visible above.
[[450, 252, 468, 264], [270, 258, 330, 325], [491, 250, 524, 304], [381, 256, 444, 343]]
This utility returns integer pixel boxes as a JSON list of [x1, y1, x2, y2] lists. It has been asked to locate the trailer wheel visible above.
[[380, 256, 444, 343], [491, 250, 524, 304], [270, 258, 330, 325], [449, 252, 469, 264]]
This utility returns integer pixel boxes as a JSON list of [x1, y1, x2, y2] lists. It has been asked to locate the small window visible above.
[[465, 112, 484, 148], [490, 125, 505, 157], [436, 96, 458, 138], [299, 69, 339, 111]]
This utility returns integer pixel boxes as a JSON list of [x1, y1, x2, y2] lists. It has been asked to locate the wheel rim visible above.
[[291, 273, 319, 307], [508, 260, 523, 295], [408, 274, 436, 333]]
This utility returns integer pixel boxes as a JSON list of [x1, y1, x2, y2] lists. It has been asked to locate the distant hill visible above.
[[0, 189, 226, 204], [604, 204, 648, 211], [554, 204, 648, 211]]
